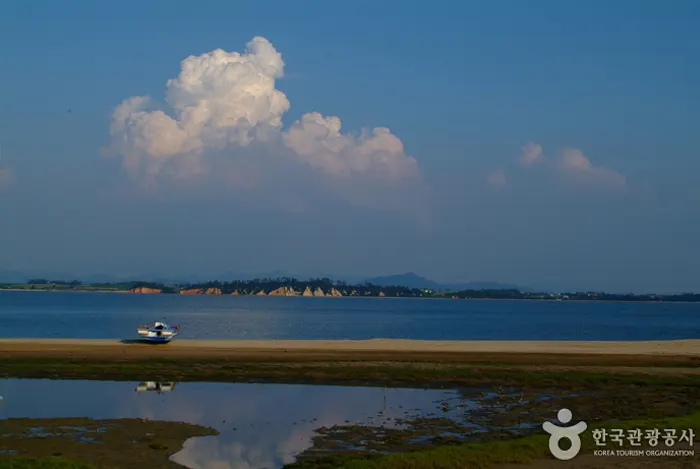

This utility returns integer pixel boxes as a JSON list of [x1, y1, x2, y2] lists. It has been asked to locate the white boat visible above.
[[135, 381, 176, 393], [136, 321, 180, 343]]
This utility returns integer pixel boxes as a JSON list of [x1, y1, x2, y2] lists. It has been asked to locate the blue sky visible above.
[[1, 0, 699, 292]]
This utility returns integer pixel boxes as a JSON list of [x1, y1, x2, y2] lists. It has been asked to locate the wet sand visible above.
[[0, 338, 698, 359]]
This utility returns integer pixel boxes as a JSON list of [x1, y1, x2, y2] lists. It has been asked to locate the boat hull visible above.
[[139, 335, 175, 343]]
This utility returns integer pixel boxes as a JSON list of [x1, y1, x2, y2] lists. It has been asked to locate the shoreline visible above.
[[1, 338, 699, 385], [0, 288, 697, 303], [1, 337, 699, 356]]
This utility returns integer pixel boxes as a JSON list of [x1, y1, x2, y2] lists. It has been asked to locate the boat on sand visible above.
[[136, 321, 180, 343]]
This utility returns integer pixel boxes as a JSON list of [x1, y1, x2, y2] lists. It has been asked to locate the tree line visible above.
[[5, 278, 700, 301], [129, 277, 428, 297]]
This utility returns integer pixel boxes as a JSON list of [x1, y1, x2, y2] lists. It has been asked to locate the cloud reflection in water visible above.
[[0, 379, 460, 469]]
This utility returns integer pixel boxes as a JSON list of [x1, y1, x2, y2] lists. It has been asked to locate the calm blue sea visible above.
[[0, 290, 698, 340]]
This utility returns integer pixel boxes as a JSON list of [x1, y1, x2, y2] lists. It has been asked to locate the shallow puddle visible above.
[[0, 379, 558, 468]]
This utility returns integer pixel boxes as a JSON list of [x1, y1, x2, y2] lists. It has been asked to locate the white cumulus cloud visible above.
[[558, 148, 627, 189], [487, 143, 627, 192], [284, 112, 420, 183], [519, 142, 543, 166], [104, 36, 421, 205]]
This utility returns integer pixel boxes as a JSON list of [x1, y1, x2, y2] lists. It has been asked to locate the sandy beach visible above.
[[0, 338, 698, 358]]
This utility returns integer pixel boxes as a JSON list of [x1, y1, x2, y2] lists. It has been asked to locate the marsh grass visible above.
[[2, 357, 700, 388], [0, 418, 216, 469], [285, 411, 700, 469], [0, 457, 95, 469], [2, 356, 700, 468]]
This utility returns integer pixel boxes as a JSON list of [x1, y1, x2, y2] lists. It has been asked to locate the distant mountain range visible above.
[[0, 269, 528, 292], [364, 272, 528, 292]]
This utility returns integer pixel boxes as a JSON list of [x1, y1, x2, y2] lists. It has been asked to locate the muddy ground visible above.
[[0, 417, 217, 468]]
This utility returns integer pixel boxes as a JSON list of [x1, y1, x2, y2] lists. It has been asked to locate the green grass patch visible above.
[[0, 457, 96, 469], [2, 357, 700, 388], [0, 417, 216, 469], [286, 410, 700, 469]]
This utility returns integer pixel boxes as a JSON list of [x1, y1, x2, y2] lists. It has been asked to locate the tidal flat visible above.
[[0, 370, 699, 468], [0, 417, 216, 468], [1, 339, 700, 468]]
